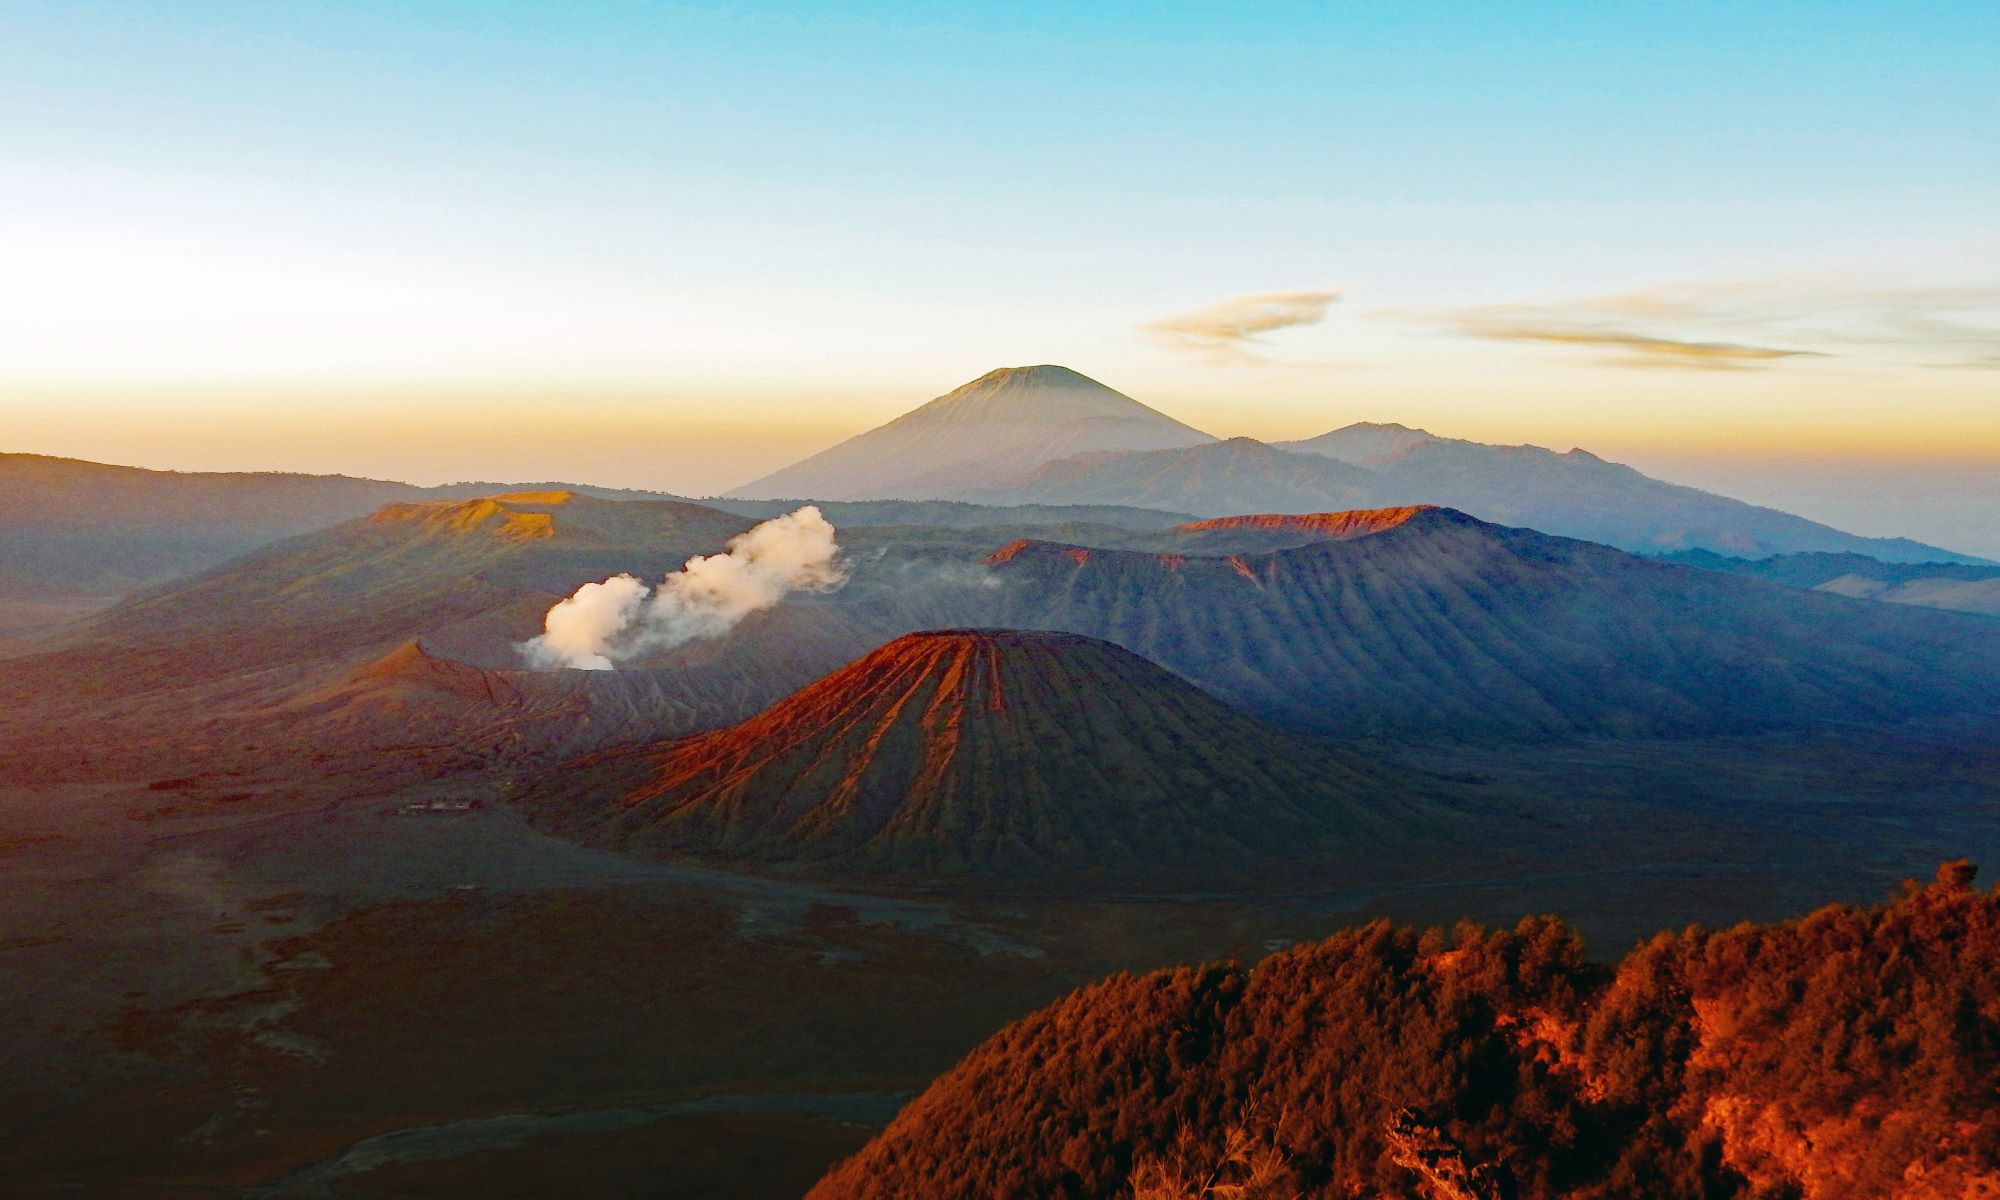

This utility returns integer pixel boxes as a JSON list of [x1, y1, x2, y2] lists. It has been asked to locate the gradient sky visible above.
[[3, 2, 1997, 552]]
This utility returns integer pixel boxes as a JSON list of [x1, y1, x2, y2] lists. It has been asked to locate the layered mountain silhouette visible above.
[[971, 432, 1980, 562], [0, 454, 749, 602], [87, 491, 752, 671], [730, 368, 1980, 561], [956, 508, 2000, 737], [12, 495, 1998, 780], [728, 366, 1216, 501], [962, 437, 1377, 516], [0, 492, 770, 777], [0, 453, 425, 597], [533, 629, 1460, 879], [629, 505, 2000, 741], [1277, 421, 1982, 562]]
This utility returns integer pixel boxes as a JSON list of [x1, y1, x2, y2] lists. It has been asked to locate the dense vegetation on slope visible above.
[[812, 863, 2000, 1200]]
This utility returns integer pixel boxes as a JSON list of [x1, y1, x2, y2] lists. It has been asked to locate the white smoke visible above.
[[520, 506, 847, 670]]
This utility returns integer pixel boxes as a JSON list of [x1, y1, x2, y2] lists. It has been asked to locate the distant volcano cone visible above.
[[726, 366, 1215, 501], [534, 629, 1456, 879]]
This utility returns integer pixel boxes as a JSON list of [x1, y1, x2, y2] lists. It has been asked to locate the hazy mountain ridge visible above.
[[0, 450, 1200, 615], [1282, 422, 1984, 562], [726, 370, 1983, 561], [0, 452, 426, 597], [1665, 547, 2000, 617], [966, 430, 1981, 563], [728, 366, 1217, 501], [961, 437, 1379, 517]]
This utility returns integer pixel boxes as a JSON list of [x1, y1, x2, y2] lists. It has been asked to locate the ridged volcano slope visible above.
[[966, 507, 2000, 738], [534, 630, 1460, 879]]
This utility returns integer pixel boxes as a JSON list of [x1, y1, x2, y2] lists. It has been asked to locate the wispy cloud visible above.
[[1145, 289, 1345, 361], [1448, 313, 1818, 371], [1403, 278, 2000, 372]]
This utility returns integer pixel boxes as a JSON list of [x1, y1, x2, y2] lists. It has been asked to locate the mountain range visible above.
[[638, 503, 2000, 741], [6, 364, 1984, 621], [734, 367, 1984, 563], [6, 371, 1998, 1194], [0, 450, 1188, 608], [10, 491, 1995, 798]]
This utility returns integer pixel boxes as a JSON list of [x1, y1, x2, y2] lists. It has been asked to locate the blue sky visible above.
[[2, 2, 1996, 549]]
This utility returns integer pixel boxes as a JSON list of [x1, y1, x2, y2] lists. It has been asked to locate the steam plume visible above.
[[521, 506, 846, 670]]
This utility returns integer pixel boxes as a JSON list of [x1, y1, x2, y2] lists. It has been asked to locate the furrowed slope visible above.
[[532, 630, 1461, 879], [596, 505, 2000, 742], [964, 508, 2000, 738]]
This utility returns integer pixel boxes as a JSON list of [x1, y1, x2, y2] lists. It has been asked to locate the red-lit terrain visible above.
[[812, 863, 2000, 1200], [531, 630, 1471, 880], [3, 380, 1998, 1196]]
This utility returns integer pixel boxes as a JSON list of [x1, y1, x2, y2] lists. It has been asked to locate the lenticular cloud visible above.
[[520, 506, 846, 670]]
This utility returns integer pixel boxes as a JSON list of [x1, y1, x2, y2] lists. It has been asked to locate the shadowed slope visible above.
[[1665, 548, 2000, 617], [965, 508, 2000, 738], [964, 437, 1376, 516], [729, 366, 1216, 501], [534, 630, 1458, 879], [0, 453, 425, 597]]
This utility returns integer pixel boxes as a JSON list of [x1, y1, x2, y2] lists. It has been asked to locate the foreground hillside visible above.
[[813, 862, 2000, 1200], [532, 630, 1468, 882]]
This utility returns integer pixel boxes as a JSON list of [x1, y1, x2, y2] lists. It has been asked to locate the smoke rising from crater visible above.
[[521, 506, 847, 670]]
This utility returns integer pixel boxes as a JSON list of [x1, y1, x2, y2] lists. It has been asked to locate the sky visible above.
[[2, 2, 1997, 553]]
